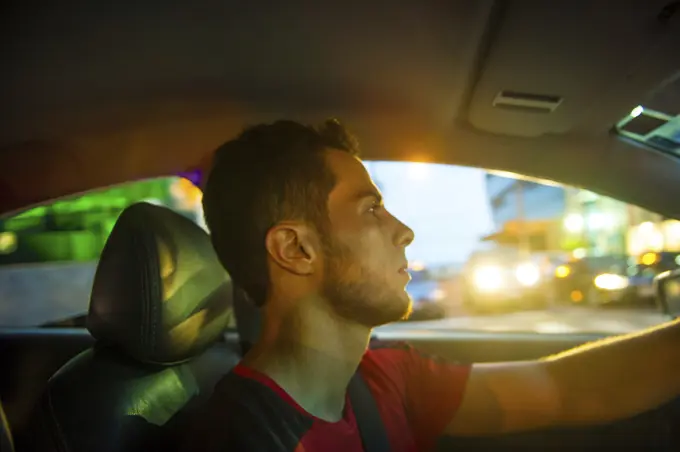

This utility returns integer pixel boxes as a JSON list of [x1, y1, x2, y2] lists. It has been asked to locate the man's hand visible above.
[[446, 319, 680, 436]]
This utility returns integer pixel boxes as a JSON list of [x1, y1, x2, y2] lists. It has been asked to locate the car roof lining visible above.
[[1, 0, 679, 216]]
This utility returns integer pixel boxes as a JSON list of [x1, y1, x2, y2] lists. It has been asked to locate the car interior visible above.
[[1, 1, 680, 450], [9, 202, 239, 452]]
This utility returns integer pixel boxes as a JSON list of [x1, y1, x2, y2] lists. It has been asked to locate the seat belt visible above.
[[348, 371, 391, 452]]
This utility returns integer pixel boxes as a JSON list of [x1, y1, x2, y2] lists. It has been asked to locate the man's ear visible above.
[[265, 222, 320, 275]]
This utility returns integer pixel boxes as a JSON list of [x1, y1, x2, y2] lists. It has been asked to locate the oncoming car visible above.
[[553, 255, 631, 306], [461, 248, 548, 313], [554, 252, 680, 308], [627, 251, 680, 303]]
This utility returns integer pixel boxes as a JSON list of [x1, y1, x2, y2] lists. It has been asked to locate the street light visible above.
[[564, 214, 584, 233], [407, 163, 429, 181], [586, 212, 615, 230], [573, 248, 587, 259]]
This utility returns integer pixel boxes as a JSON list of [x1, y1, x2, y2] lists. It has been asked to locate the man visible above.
[[184, 119, 680, 451]]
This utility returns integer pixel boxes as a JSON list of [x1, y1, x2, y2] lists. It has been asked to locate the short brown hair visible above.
[[202, 119, 359, 306]]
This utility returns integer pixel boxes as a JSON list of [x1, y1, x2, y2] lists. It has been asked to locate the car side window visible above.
[[364, 162, 677, 334], [0, 176, 236, 329]]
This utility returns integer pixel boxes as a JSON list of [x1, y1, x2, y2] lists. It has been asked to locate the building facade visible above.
[[485, 173, 567, 252]]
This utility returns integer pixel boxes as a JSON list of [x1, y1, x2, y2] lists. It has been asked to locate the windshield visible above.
[[1, 165, 677, 335]]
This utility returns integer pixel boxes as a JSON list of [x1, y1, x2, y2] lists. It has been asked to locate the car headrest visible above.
[[87, 202, 233, 365]]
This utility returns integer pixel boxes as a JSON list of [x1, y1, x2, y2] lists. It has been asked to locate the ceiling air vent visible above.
[[492, 91, 563, 113]]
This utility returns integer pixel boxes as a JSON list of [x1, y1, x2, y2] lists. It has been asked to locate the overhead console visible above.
[[466, 1, 680, 137]]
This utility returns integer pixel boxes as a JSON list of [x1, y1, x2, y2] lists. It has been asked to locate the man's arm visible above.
[[446, 318, 680, 436]]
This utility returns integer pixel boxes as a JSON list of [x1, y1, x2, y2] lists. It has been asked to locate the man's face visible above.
[[319, 150, 415, 327]]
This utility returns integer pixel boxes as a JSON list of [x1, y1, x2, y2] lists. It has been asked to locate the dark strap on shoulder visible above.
[[347, 371, 391, 452]]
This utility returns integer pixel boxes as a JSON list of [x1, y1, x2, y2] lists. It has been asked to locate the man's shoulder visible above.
[[361, 340, 421, 366], [180, 370, 313, 452], [365, 339, 465, 364], [361, 340, 470, 377], [204, 370, 305, 421], [357, 340, 416, 389]]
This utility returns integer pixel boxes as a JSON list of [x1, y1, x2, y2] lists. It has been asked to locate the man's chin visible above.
[[399, 298, 414, 321], [323, 280, 413, 327], [370, 295, 413, 327]]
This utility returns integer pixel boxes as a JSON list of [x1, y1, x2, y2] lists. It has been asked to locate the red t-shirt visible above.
[[184, 342, 471, 451]]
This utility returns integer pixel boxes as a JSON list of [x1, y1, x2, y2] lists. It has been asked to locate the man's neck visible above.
[[242, 296, 371, 422]]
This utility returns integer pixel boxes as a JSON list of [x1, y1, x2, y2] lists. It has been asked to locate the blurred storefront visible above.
[[486, 174, 566, 229], [561, 187, 672, 257], [0, 176, 201, 265], [170, 177, 206, 229], [484, 173, 566, 253], [482, 219, 563, 252], [628, 220, 680, 255], [485, 175, 677, 259], [561, 189, 629, 256]]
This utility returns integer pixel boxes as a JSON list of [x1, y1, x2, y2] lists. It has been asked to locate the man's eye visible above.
[[368, 203, 381, 214]]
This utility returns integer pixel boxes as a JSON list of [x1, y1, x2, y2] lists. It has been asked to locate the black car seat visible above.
[[21, 202, 238, 452], [1, 398, 14, 452]]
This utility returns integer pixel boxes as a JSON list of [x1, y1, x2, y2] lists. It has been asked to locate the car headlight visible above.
[[555, 265, 571, 278], [473, 266, 504, 292], [516, 263, 540, 287], [594, 273, 629, 291]]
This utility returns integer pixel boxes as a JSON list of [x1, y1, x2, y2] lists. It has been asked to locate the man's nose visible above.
[[395, 220, 415, 248]]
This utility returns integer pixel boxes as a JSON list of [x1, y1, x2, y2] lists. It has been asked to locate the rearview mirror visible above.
[[654, 269, 680, 318]]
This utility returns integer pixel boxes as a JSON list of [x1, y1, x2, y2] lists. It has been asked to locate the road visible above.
[[379, 305, 670, 335]]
